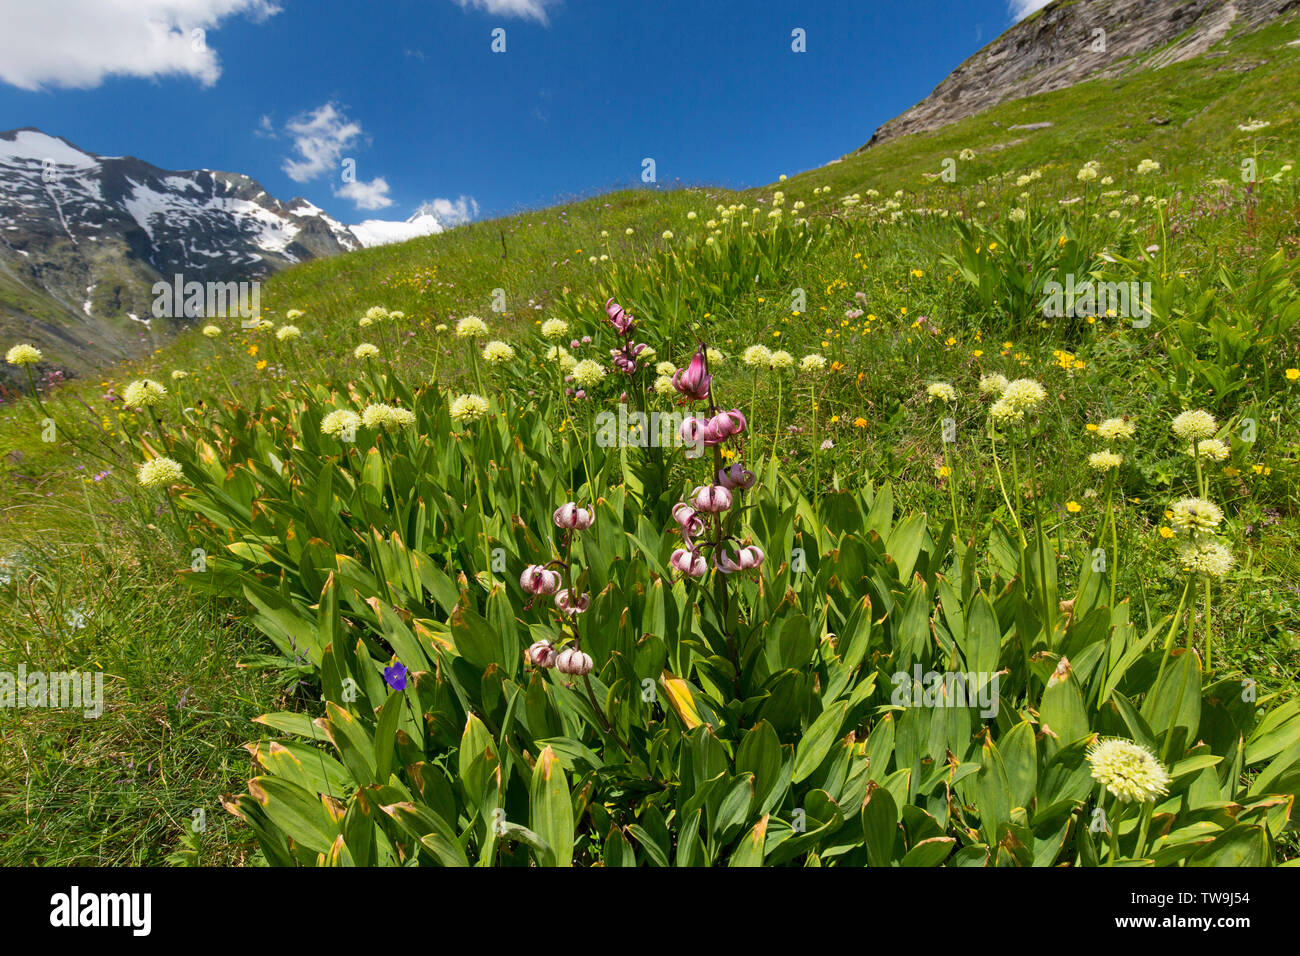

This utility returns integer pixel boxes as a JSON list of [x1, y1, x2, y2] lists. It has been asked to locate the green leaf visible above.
[[373, 689, 404, 783], [861, 782, 899, 867], [736, 720, 784, 812], [254, 711, 329, 741], [450, 604, 505, 674], [713, 774, 755, 844], [973, 737, 1012, 845], [728, 815, 769, 867], [1000, 720, 1038, 810], [1140, 650, 1201, 748], [381, 802, 468, 866], [530, 746, 574, 867], [1040, 658, 1090, 746], [901, 836, 954, 867], [248, 776, 340, 855], [1187, 824, 1270, 867], [793, 702, 848, 783], [458, 713, 499, 809]]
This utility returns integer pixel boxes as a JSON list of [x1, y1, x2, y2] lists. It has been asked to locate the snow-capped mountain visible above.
[[0, 128, 446, 373], [349, 205, 445, 248]]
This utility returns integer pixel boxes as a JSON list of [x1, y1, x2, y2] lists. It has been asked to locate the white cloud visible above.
[[450, 0, 560, 24], [0, 0, 279, 91], [417, 196, 480, 226], [335, 177, 395, 211], [1009, 0, 1051, 20], [281, 102, 364, 183], [274, 102, 401, 212]]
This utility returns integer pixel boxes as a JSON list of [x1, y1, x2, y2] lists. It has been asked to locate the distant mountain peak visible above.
[[348, 205, 445, 248]]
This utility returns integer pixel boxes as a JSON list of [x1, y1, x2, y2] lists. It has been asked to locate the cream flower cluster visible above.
[[451, 393, 489, 422], [1087, 738, 1171, 804], [361, 403, 416, 430], [1167, 410, 1232, 578], [1089, 417, 1133, 474], [123, 379, 166, 409], [321, 409, 361, 439], [926, 382, 956, 403], [989, 378, 1046, 426], [570, 359, 607, 388], [1096, 417, 1135, 441], [6, 344, 42, 366], [979, 373, 1009, 396], [1176, 539, 1233, 578], [137, 456, 184, 489], [456, 315, 489, 339], [1171, 409, 1216, 442], [1088, 450, 1123, 472]]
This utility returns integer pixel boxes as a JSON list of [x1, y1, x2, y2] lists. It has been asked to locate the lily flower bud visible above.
[[556, 647, 595, 676], [553, 502, 595, 530], [717, 543, 765, 574], [672, 347, 713, 401], [692, 484, 732, 514]]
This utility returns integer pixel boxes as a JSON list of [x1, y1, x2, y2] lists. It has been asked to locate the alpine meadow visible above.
[[1, 0, 1299, 881]]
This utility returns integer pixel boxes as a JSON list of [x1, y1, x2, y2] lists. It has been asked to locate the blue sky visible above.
[[0, 0, 1048, 225]]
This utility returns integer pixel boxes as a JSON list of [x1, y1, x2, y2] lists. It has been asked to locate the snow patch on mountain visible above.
[[0, 128, 98, 169]]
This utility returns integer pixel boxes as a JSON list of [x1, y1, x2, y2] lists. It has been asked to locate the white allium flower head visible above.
[[1087, 738, 1171, 803]]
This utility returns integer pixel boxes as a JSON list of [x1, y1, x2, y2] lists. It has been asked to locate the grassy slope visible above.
[[1, 18, 1297, 864]]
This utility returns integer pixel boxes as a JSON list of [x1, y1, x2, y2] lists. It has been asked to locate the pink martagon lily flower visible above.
[[605, 298, 635, 337], [710, 409, 747, 440], [520, 565, 561, 595], [672, 502, 704, 538], [555, 589, 591, 615], [717, 463, 756, 490], [679, 415, 716, 446], [670, 548, 708, 578], [717, 543, 764, 574]]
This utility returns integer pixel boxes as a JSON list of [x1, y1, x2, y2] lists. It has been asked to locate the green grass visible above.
[[1, 16, 1297, 865]]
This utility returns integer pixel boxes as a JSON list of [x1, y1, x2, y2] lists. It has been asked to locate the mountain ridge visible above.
[[859, 0, 1297, 150], [0, 127, 444, 374]]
